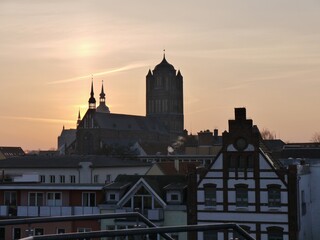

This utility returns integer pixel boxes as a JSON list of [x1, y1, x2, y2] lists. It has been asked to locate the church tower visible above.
[[146, 53, 184, 139], [88, 81, 96, 110], [96, 81, 110, 113]]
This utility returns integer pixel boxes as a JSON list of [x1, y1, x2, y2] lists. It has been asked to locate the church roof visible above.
[[92, 112, 168, 134], [96, 104, 110, 113]]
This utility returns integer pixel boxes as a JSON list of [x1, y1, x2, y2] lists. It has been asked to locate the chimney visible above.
[[213, 129, 218, 138], [235, 108, 246, 121], [198, 130, 213, 146]]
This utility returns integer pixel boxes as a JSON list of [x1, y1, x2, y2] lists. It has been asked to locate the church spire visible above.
[[96, 80, 110, 113], [88, 79, 96, 110], [77, 109, 81, 127]]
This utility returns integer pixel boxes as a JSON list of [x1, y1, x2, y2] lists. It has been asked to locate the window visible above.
[[105, 174, 111, 183], [47, 192, 62, 206], [78, 228, 91, 232], [228, 155, 236, 170], [235, 184, 248, 207], [4, 191, 17, 216], [122, 186, 161, 213], [60, 175, 65, 183], [4, 191, 17, 205], [204, 184, 217, 207], [40, 175, 45, 183], [29, 193, 44, 206], [203, 230, 218, 240], [301, 190, 306, 215], [93, 175, 99, 183], [57, 229, 65, 234], [82, 193, 96, 207], [77, 228, 91, 240], [109, 194, 116, 201], [13, 228, 21, 240], [50, 175, 55, 183], [34, 228, 44, 236], [267, 226, 283, 240], [70, 175, 76, 183], [247, 156, 254, 170], [171, 194, 179, 201], [238, 155, 246, 171], [268, 184, 281, 208]]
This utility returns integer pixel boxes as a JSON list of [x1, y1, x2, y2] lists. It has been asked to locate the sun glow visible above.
[[73, 41, 98, 58]]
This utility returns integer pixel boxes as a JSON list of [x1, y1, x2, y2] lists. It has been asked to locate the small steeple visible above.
[[100, 80, 105, 99], [88, 79, 96, 110], [77, 109, 81, 127], [96, 80, 110, 113], [147, 69, 152, 77]]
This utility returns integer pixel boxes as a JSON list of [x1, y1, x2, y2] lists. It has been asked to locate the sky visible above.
[[1, 0, 320, 151]]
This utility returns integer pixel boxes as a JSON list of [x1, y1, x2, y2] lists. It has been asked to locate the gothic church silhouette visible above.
[[65, 54, 184, 155]]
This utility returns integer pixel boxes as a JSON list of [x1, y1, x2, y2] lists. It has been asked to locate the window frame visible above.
[[267, 226, 284, 240], [82, 192, 96, 207], [235, 184, 248, 208], [267, 184, 281, 208], [204, 183, 217, 207], [47, 192, 62, 206], [28, 192, 44, 206]]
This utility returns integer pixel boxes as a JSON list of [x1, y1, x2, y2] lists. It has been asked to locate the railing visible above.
[[18, 223, 255, 240], [0, 205, 99, 217], [147, 209, 164, 221], [0, 212, 175, 240]]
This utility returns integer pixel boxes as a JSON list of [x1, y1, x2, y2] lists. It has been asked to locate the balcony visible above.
[[0, 205, 100, 217], [147, 209, 164, 221]]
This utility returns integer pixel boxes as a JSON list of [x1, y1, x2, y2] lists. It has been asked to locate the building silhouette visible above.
[[59, 54, 184, 155]]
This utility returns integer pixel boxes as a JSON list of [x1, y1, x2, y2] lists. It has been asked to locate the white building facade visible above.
[[196, 108, 310, 240]]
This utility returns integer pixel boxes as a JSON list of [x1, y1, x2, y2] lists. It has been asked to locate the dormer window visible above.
[[109, 194, 116, 201], [106, 191, 119, 203], [166, 190, 182, 204], [171, 194, 179, 201]]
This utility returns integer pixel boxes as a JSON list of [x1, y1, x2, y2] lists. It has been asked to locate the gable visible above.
[[117, 178, 167, 208]]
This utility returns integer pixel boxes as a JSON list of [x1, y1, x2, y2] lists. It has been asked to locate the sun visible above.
[[73, 41, 98, 58]]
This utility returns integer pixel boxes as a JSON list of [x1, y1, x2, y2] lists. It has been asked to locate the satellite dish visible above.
[[167, 146, 174, 154]]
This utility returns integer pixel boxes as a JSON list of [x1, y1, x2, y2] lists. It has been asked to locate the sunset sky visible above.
[[1, 0, 320, 150]]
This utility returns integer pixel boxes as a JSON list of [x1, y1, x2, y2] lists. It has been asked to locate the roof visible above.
[[156, 161, 201, 175], [112, 175, 187, 199], [0, 155, 151, 168], [280, 148, 320, 159], [93, 112, 168, 134], [0, 147, 25, 159], [263, 139, 286, 152], [153, 56, 175, 72]]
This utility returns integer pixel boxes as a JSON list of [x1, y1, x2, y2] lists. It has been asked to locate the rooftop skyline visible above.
[[1, 0, 320, 150]]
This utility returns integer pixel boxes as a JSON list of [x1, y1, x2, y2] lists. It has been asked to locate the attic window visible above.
[[113, 123, 117, 128], [109, 194, 116, 201], [171, 194, 179, 201]]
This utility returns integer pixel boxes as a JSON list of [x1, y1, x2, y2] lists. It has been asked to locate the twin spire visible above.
[[88, 79, 110, 113]]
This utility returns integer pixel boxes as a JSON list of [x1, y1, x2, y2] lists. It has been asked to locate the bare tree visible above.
[[260, 128, 276, 140], [311, 132, 320, 143]]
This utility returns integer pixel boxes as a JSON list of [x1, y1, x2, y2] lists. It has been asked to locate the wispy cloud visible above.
[[47, 62, 148, 85], [0, 116, 74, 124]]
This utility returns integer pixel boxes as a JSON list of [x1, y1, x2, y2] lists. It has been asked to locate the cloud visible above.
[[0, 116, 74, 124], [47, 62, 148, 85]]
